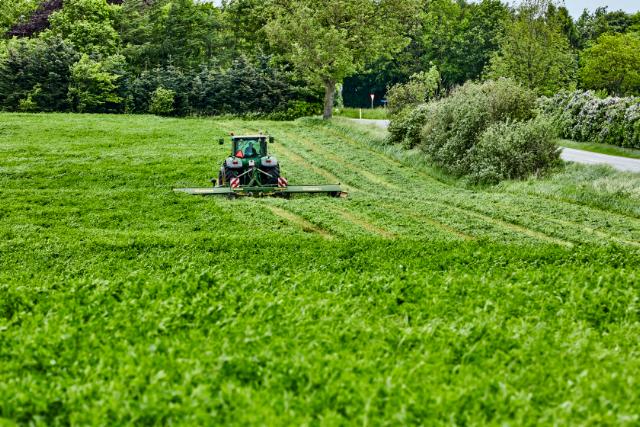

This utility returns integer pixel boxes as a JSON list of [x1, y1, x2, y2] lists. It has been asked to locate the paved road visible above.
[[559, 148, 640, 173], [350, 119, 640, 173]]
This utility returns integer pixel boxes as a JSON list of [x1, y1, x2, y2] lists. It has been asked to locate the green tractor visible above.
[[216, 134, 282, 188], [175, 133, 344, 198]]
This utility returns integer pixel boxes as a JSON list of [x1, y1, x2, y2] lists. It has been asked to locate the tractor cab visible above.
[[217, 134, 281, 187], [219, 135, 274, 159], [233, 136, 266, 158]]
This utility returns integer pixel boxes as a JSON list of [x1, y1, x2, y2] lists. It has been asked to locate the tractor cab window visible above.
[[234, 138, 264, 158]]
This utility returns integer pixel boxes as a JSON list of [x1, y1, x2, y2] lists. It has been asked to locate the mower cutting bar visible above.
[[174, 184, 343, 196]]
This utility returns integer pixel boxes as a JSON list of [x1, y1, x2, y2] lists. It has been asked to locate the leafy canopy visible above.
[[486, 0, 576, 96], [580, 33, 640, 96], [265, 0, 414, 86]]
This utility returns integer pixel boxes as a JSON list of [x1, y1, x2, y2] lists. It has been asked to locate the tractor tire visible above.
[[224, 166, 238, 186], [263, 165, 280, 186]]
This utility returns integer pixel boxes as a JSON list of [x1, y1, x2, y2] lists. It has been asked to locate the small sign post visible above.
[[370, 94, 375, 109]]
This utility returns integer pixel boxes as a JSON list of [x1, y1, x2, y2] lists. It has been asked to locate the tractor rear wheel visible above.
[[224, 167, 238, 186], [263, 165, 280, 186]]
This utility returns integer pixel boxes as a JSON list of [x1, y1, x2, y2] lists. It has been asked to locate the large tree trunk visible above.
[[323, 80, 336, 120]]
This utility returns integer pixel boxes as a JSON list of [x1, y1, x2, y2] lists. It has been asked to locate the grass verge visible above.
[[334, 107, 388, 120]]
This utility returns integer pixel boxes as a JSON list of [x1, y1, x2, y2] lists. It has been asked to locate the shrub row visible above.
[[0, 37, 322, 120], [388, 79, 560, 184], [539, 91, 640, 149]]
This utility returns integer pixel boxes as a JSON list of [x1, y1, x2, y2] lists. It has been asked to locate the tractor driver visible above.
[[244, 141, 258, 157], [235, 139, 258, 158]]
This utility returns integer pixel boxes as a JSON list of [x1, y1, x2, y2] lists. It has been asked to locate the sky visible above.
[[203, 0, 639, 20], [507, 1, 639, 18]]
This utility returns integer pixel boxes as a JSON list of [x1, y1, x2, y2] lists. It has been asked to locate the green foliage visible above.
[[1, 114, 640, 424], [580, 33, 640, 97], [576, 6, 638, 48], [68, 54, 125, 113], [148, 86, 175, 116], [265, 0, 417, 118], [486, 0, 576, 96], [190, 57, 303, 116], [420, 0, 510, 86], [219, 0, 273, 56], [546, 4, 579, 48], [386, 66, 440, 116], [342, 0, 509, 107], [48, 0, 120, 56], [119, 0, 224, 71], [17, 85, 41, 112], [387, 103, 432, 149], [539, 90, 640, 149], [0, 36, 79, 112], [127, 65, 192, 116], [389, 79, 555, 183], [0, 0, 39, 34], [419, 79, 538, 177], [468, 117, 560, 184], [266, 100, 322, 121]]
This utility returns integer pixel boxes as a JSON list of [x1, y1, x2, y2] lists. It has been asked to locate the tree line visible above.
[[1, 0, 639, 119]]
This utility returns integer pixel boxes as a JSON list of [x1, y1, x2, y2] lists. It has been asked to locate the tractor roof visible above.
[[232, 135, 267, 139]]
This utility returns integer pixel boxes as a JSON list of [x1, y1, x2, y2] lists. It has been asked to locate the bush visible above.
[[387, 104, 432, 149], [0, 36, 78, 112], [467, 117, 560, 184], [386, 66, 440, 116], [388, 79, 558, 183], [148, 87, 175, 116], [419, 79, 537, 177], [539, 90, 640, 149], [267, 101, 322, 121], [68, 54, 125, 113]]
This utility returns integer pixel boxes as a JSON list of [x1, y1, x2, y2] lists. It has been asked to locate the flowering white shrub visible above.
[[539, 91, 640, 148]]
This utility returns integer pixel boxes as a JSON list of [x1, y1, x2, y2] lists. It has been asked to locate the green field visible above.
[[334, 107, 389, 120], [1, 114, 639, 425]]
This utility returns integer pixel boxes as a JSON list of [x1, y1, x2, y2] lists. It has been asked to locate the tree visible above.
[[265, 0, 417, 119], [148, 86, 175, 115], [48, 0, 120, 56], [0, 36, 78, 111], [68, 54, 125, 112], [576, 7, 636, 48], [1, 0, 39, 35], [546, 4, 579, 48], [386, 65, 440, 115], [486, 0, 576, 95], [580, 33, 640, 96], [119, 0, 224, 71]]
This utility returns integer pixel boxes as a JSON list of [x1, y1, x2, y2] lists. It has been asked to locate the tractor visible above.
[[215, 134, 283, 189], [174, 133, 344, 198]]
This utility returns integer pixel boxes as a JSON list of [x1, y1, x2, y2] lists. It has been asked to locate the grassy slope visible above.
[[1, 114, 639, 425], [559, 139, 640, 160]]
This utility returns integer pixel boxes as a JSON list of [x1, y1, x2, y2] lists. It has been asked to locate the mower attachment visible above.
[[174, 184, 344, 198]]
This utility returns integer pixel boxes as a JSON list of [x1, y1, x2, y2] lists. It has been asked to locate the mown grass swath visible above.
[[1, 113, 639, 425]]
